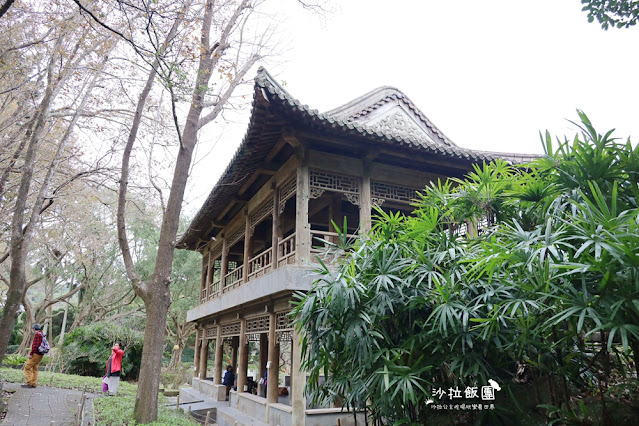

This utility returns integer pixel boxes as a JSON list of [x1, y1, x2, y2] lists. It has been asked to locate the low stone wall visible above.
[[269, 402, 292, 426], [236, 392, 267, 421], [305, 408, 366, 426]]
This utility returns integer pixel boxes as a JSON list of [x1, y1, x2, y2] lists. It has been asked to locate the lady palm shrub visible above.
[[293, 111, 639, 425]]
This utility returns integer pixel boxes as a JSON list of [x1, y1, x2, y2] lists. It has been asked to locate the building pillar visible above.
[[200, 257, 207, 303], [295, 146, 310, 264], [360, 159, 372, 233], [206, 246, 214, 298], [267, 312, 279, 404], [291, 324, 306, 425], [220, 235, 228, 289], [193, 328, 201, 378], [214, 325, 223, 384], [243, 212, 251, 283], [259, 333, 268, 395], [237, 317, 247, 394], [231, 336, 239, 373], [271, 185, 280, 269], [198, 336, 209, 380]]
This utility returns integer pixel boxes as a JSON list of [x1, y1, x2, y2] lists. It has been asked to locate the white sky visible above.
[[184, 0, 639, 214]]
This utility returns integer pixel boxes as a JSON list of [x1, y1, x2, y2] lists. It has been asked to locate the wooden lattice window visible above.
[[371, 181, 418, 204], [245, 315, 270, 333], [221, 321, 241, 337]]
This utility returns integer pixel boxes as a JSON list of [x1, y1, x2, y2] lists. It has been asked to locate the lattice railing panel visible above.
[[279, 176, 296, 214], [227, 227, 244, 248], [250, 200, 273, 231], [371, 181, 418, 204], [210, 244, 223, 261], [221, 321, 241, 337], [245, 333, 262, 344], [276, 311, 293, 331], [205, 325, 217, 339], [276, 331, 292, 344], [246, 315, 270, 333], [310, 170, 359, 195]]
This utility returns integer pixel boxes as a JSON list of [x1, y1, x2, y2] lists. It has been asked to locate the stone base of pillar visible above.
[[212, 384, 228, 401]]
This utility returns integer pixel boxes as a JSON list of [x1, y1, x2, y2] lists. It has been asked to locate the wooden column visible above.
[[193, 328, 201, 378], [295, 146, 310, 264], [231, 336, 238, 373], [267, 312, 279, 404], [220, 236, 228, 289], [198, 336, 208, 379], [207, 246, 214, 287], [259, 333, 268, 395], [291, 322, 306, 424], [240, 334, 249, 390], [360, 159, 372, 233], [214, 325, 223, 384], [200, 257, 207, 303], [237, 318, 247, 394], [242, 212, 251, 283], [271, 185, 280, 269]]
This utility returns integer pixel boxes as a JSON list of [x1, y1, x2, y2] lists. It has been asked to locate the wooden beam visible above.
[[283, 129, 302, 147], [265, 137, 289, 163]]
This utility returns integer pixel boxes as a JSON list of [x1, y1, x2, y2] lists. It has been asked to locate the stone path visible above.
[[1, 382, 95, 426]]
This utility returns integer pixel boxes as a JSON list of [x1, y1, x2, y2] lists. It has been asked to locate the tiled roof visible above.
[[178, 68, 538, 249], [255, 68, 538, 163]]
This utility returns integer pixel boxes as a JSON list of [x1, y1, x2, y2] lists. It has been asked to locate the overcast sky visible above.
[[184, 0, 639, 214]]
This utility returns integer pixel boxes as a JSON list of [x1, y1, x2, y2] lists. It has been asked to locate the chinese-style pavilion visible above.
[[177, 67, 534, 426]]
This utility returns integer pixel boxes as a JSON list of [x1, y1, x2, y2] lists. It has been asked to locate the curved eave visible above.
[[178, 67, 538, 250]]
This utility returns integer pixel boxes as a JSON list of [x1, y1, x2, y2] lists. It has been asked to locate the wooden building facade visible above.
[[177, 68, 533, 426]]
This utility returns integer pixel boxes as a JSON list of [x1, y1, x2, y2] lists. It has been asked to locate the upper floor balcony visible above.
[[187, 149, 437, 321]]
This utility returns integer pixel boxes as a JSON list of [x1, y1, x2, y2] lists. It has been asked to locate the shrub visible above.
[[3, 354, 27, 366], [5, 345, 20, 355], [60, 321, 144, 379], [160, 365, 192, 390]]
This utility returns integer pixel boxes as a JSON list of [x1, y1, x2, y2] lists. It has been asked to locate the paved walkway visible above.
[[2, 382, 95, 426]]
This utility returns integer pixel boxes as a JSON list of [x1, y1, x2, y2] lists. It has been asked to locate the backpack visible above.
[[38, 333, 50, 354]]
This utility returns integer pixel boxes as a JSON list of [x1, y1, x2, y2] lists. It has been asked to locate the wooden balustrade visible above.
[[310, 230, 357, 253], [278, 233, 296, 267], [248, 249, 273, 281], [223, 267, 243, 292], [200, 287, 207, 304], [207, 280, 220, 300]]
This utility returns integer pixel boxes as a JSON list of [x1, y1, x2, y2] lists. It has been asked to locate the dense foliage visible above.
[[60, 321, 144, 379], [294, 112, 639, 425], [582, 0, 639, 29]]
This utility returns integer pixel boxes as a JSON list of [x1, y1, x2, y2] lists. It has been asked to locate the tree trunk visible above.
[[58, 300, 69, 346], [134, 288, 171, 422], [168, 347, 184, 370]]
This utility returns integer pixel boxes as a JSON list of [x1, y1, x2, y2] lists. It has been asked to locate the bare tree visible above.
[[0, 5, 117, 362]]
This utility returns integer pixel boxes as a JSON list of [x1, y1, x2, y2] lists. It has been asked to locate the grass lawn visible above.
[[0, 368, 196, 425]]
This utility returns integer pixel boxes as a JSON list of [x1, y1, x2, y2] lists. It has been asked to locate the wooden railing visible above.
[[208, 279, 220, 300], [200, 287, 207, 304], [223, 267, 243, 292], [248, 248, 273, 281], [278, 233, 296, 267], [310, 230, 357, 253]]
